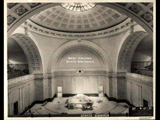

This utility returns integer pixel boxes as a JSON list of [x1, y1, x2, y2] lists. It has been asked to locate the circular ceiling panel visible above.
[[29, 4, 128, 32]]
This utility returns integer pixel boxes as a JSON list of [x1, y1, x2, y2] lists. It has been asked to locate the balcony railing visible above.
[[8, 74, 35, 86], [126, 72, 153, 87]]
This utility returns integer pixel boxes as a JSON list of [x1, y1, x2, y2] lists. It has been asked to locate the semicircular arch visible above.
[[117, 31, 149, 72], [9, 33, 43, 74], [47, 40, 113, 73]]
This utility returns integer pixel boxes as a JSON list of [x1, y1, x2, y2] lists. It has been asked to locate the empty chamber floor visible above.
[[25, 97, 129, 115]]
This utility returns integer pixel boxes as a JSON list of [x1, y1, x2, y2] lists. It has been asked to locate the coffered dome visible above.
[[29, 4, 128, 33]]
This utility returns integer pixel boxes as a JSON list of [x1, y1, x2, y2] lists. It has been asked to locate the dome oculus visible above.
[[61, 3, 96, 12]]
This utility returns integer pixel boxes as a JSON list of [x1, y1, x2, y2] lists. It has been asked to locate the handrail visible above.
[[8, 74, 35, 86]]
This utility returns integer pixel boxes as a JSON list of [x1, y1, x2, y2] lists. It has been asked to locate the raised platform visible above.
[[22, 96, 129, 116]]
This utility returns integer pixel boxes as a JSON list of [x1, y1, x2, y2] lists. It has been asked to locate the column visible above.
[[130, 81, 133, 104], [132, 83, 139, 106], [8, 93, 13, 115], [21, 87, 24, 112], [150, 89, 153, 107], [126, 80, 132, 103], [28, 84, 30, 105], [112, 73, 118, 98], [8, 93, 11, 115], [105, 75, 109, 96], [52, 75, 56, 97], [138, 85, 142, 107], [19, 87, 21, 114], [34, 73, 44, 100], [43, 78, 49, 99], [48, 73, 52, 98], [117, 72, 126, 99]]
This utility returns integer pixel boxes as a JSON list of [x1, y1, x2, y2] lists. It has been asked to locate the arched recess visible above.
[[9, 33, 43, 74], [7, 3, 153, 37], [47, 40, 112, 74], [117, 31, 150, 72], [56, 47, 105, 69]]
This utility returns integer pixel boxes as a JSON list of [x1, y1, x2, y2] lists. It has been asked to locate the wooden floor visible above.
[[25, 96, 129, 115]]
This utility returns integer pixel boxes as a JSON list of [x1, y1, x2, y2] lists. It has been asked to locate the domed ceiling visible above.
[[29, 4, 128, 33]]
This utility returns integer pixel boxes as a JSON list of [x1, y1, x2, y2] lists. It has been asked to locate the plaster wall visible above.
[[30, 30, 128, 73], [91, 30, 127, 72], [30, 32, 68, 73]]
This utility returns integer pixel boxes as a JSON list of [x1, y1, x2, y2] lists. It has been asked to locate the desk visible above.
[[66, 95, 93, 110]]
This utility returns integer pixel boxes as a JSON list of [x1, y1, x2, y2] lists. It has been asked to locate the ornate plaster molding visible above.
[[10, 33, 43, 73], [117, 31, 148, 72], [23, 18, 135, 39]]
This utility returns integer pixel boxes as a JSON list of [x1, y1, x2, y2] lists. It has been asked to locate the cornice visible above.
[[105, 72, 126, 78], [23, 18, 136, 39]]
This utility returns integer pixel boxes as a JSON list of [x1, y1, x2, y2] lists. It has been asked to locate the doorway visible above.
[[143, 99, 149, 107], [13, 101, 18, 115]]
